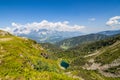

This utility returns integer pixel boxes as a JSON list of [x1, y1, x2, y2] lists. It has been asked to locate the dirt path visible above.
[[64, 72, 84, 80], [84, 51, 99, 58], [85, 41, 120, 58]]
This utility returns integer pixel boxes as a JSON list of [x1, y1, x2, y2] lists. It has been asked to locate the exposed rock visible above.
[[40, 53, 49, 59]]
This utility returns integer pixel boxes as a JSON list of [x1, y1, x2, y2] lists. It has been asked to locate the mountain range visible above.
[[55, 30, 120, 49], [17, 29, 83, 43], [14, 29, 120, 44]]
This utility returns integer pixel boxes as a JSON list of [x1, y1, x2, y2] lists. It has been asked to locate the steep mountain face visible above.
[[0, 30, 77, 80], [15, 29, 83, 43], [98, 30, 120, 36], [56, 34, 108, 49]]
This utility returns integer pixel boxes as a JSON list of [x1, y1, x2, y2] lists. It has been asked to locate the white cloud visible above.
[[106, 16, 120, 27], [2, 20, 85, 35], [88, 18, 96, 22]]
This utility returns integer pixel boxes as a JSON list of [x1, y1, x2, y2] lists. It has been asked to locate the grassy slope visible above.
[[56, 34, 120, 80], [75, 36, 120, 79], [95, 41, 120, 65], [56, 34, 120, 59], [0, 31, 78, 80], [40, 43, 63, 53]]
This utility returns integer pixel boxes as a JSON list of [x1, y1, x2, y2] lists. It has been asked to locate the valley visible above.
[[0, 30, 120, 80], [1, 0, 120, 80], [40, 30, 120, 80]]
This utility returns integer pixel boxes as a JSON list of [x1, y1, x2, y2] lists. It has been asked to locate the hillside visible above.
[[55, 34, 120, 80], [56, 34, 108, 49], [83, 40, 120, 78], [0, 30, 78, 80], [0, 30, 12, 36], [39, 43, 63, 54]]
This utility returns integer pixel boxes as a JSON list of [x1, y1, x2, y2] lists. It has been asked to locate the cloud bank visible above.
[[106, 16, 120, 28], [2, 20, 85, 34]]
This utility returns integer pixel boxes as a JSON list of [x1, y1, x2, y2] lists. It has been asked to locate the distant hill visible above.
[[56, 34, 108, 49], [98, 30, 120, 36]]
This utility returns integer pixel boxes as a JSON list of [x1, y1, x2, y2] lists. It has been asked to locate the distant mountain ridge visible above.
[[55, 30, 120, 49], [55, 34, 108, 49], [97, 30, 120, 36], [17, 29, 83, 43], [12, 28, 120, 44]]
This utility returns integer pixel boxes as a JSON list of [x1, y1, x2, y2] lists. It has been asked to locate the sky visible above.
[[0, 0, 120, 33]]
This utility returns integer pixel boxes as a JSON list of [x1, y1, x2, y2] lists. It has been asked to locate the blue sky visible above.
[[0, 0, 120, 33]]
